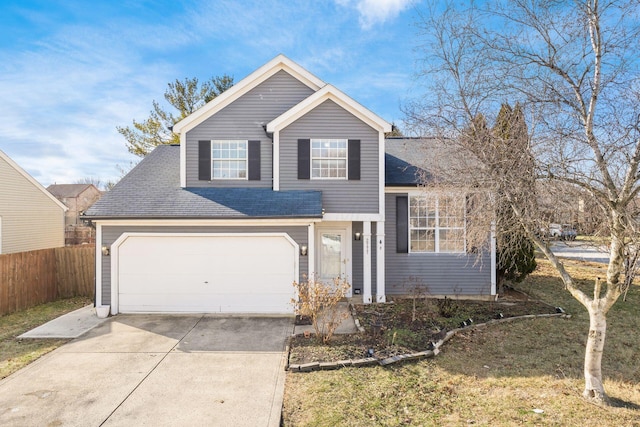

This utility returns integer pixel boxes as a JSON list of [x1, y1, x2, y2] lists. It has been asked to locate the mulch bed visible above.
[[288, 289, 558, 365]]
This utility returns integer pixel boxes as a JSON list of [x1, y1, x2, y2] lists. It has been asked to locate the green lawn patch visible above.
[[0, 296, 92, 379], [283, 258, 640, 426]]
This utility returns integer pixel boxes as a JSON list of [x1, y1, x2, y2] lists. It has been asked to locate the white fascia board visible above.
[[321, 213, 383, 222], [92, 218, 321, 227], [384, 186, 421, 193], [267, 84, 392, 134], [0, 149, 68, 212], [173, 54, 325, 134]]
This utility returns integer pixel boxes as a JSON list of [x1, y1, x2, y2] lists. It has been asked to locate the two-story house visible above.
[[47, 183, 102, 245], [0, 149, 67, 254], [85, 55, 495, 315]]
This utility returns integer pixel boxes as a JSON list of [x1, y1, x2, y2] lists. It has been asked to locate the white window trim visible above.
[[310, 138, 348, 180], [211, 139, 248, 180], [408, 192, 466, 254]]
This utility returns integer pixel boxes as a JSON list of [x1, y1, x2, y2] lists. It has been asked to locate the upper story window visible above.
[[409, 194, 465, 253], [212, 140, 247, 179], [311, 139, 347, 179]]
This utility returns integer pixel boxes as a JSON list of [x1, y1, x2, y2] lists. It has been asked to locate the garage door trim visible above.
[[109, 232, 300, 315]]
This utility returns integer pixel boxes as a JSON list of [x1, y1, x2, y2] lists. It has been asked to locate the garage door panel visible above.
[[119, 292, 293, 313], [116, 234, 297, 314], [118, 273, 294, 295]]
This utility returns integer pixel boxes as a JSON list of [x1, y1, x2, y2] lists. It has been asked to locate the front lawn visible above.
[[0, 297, 92, 379], [289, 292, 557, 365], [283, 258, 640, 426]]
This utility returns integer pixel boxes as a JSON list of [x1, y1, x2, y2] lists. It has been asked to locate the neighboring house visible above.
[[84, 55, 495, 315], [47, 184, 102, 226], [47, 184, 102, 245], [0, 149, 67, 254]]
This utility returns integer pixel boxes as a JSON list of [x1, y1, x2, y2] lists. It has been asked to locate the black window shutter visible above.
[[248, 140, 261, 181], [348, 139, 360, 180], [396, 196, 409, 253], [198, 140, 211, 181], [298, 139, 310, 180]]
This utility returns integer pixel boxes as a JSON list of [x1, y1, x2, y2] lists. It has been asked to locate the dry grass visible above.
[[0, 296, 92, 379], [283, 257, 640, 426]]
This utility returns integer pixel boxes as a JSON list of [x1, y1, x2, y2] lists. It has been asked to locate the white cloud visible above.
[[337, 0, 413, 29], [0, 1, 417, 185], [0, 13, 181, 186]]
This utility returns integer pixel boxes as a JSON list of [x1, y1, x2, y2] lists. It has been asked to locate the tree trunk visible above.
[[583, 308, 608, 403]]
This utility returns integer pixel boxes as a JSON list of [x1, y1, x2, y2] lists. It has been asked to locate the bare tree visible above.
[[407, 0, 640, 404], [75, 177, 107, 191]]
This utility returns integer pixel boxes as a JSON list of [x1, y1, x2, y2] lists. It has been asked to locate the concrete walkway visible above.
[[1, 315, 293, 426], [19, 305, 109, 339], [292, 301, 359, 336]]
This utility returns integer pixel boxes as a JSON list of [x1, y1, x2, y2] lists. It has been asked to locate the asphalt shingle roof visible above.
[[84, 145, 322, 219], [384, 137, 434, 186], [86, 139, 447, 219]]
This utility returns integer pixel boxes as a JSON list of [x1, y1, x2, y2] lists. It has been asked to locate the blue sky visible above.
[[0, 0, 422, 186]]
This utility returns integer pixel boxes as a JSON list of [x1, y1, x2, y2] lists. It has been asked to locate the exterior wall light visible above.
[[300, 245, 308, 256], [101, 245, 110, 256], [354, 232, 362, 241]]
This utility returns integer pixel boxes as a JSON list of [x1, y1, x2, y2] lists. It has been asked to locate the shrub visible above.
[[436, 296, 458, 318], [291, 276, 350, 344]]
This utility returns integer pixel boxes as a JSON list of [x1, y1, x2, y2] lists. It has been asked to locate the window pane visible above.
[[410, 194, 464, 253], [238, 162, 247, 178], [439, 229, 465, 253], [310, 139, 347, 179], [211, 141, 247, 179], [320, 233, 342, 279], [410, 229, 435, 252], [439, 195, 465, 227]]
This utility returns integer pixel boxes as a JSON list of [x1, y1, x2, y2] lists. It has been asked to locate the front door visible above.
[[316, 227, 351, 296]]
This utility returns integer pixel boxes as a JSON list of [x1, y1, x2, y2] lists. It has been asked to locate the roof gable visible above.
[[267, 84, 391, 133], [0, 150, 68, 211], [173, 54, 325, 135], [47, 183, 100, 198]]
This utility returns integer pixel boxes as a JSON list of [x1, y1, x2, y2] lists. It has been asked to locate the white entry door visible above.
[[315, 227, 351, 296]]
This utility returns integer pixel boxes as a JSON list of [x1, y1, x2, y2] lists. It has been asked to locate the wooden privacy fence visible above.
[[0, 246, 95, 316]]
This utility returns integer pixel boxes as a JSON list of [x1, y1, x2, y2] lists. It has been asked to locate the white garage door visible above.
[[115, 234, 297, 314]]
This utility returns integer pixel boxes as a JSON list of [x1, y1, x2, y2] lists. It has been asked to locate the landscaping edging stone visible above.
[[286, 312, 571, 372]]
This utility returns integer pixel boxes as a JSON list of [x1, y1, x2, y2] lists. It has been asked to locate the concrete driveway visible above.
[[0, 315, 293, 426]]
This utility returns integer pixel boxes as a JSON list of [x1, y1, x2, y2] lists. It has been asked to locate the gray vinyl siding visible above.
[[351, 221, 377, 295], [100, 224, 309, 305], [185, 70, 315, 188], [384, 193, 492, 296], [0, 156, 65, 254], [279, 100, 380, 214]]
